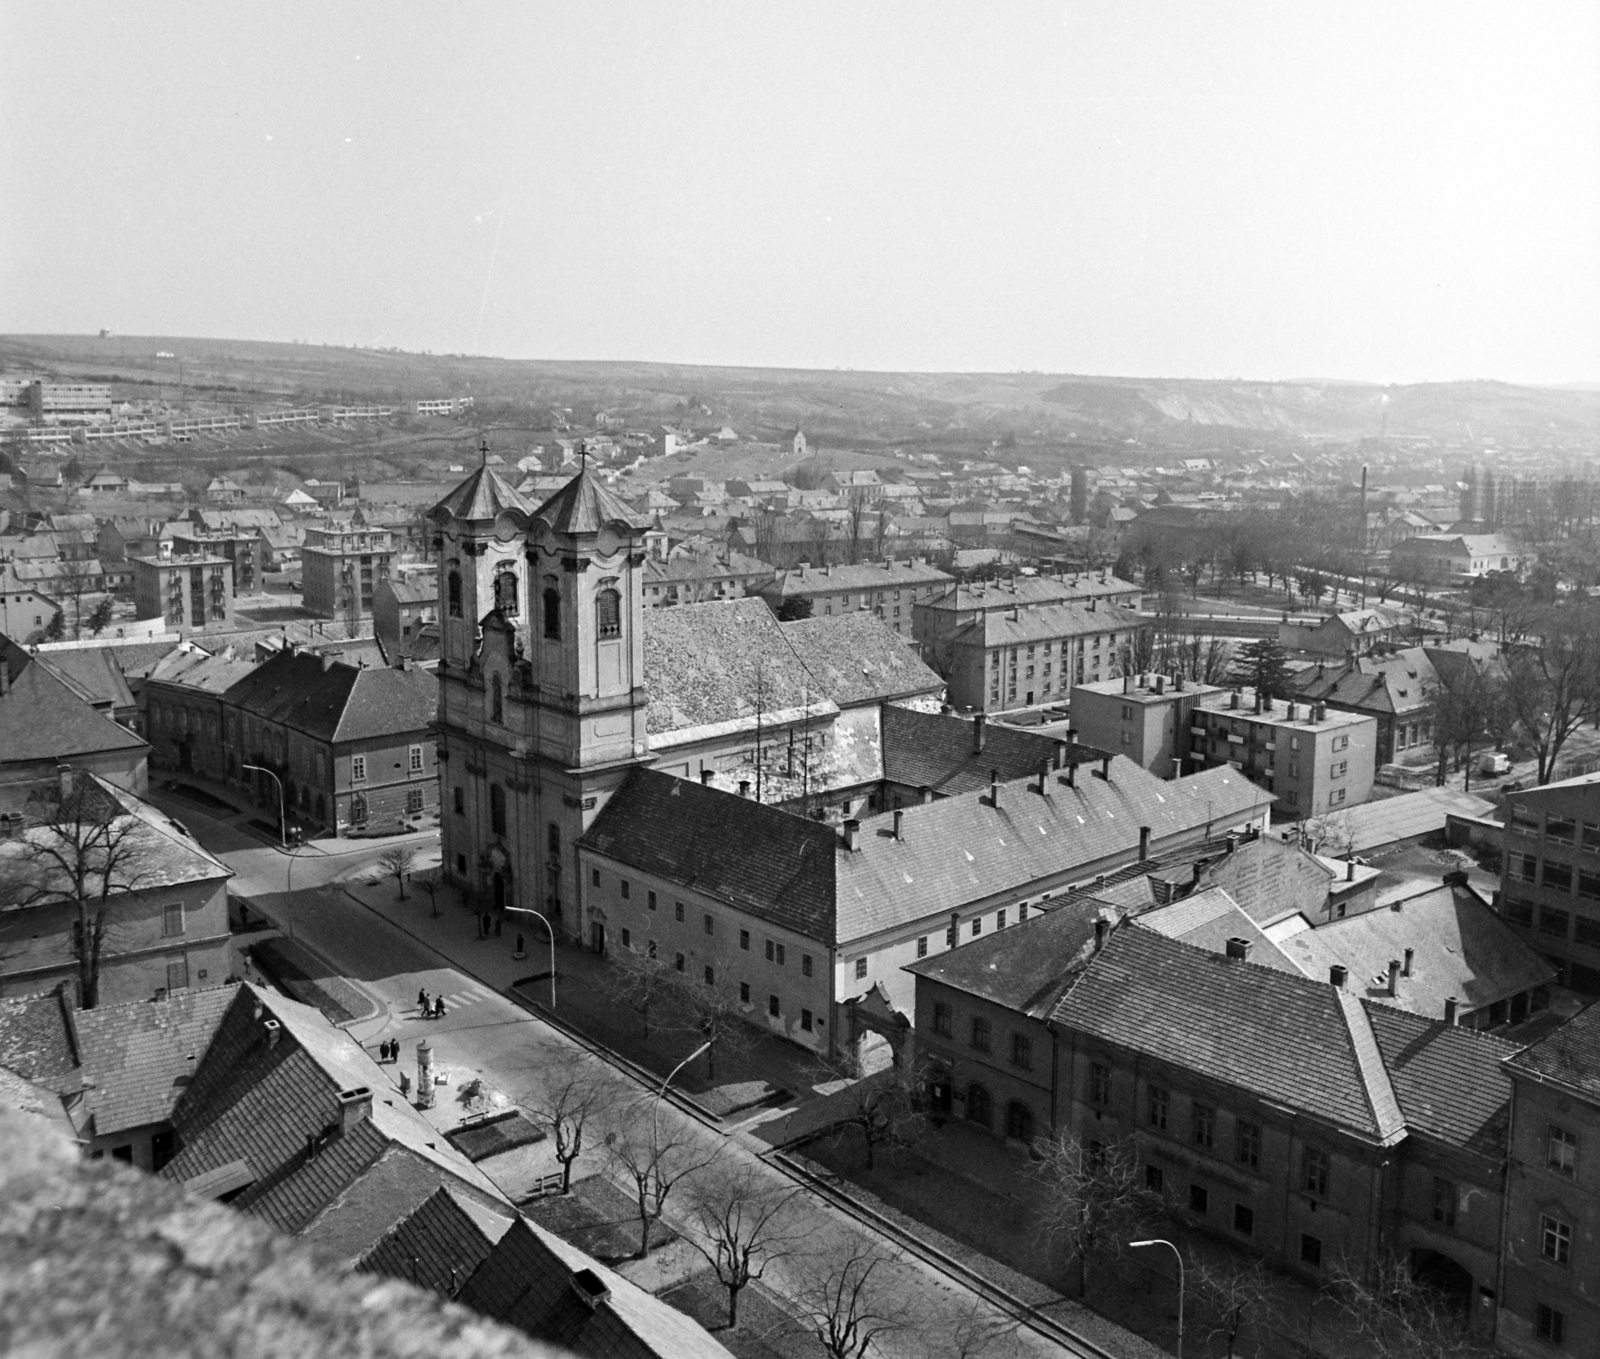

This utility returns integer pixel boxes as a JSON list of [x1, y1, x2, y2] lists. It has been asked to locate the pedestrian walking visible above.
[[433, 996, 446, 1020], [514, 933, 525, 959], [418, 988, 429, 1015]]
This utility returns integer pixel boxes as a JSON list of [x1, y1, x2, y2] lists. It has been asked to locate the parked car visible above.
[[1479, 751, 1513, 776]]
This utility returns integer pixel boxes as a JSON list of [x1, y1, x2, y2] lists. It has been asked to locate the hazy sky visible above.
[[4, 2, 1598, 383]]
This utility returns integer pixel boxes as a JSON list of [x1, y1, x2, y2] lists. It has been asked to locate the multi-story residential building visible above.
[[755, 558, 953, 636], [0, 565, 64, 642], [301, 523, 394, 621], [219, 647, 438, 837], [141, 648, 260, 781], [131, 548, 234, 635], [1280, 607, 1411, 657], [0, 769, 232, 1005], [1499, 1004, 1600, 1355], [1042, 921, 1518, 1323], [170, 527, 265, 597], [372, 574, 439, 663], [1497, 773, 1600, 994], [642, 540, 772, 608], [1075, 676, 1378, 818]]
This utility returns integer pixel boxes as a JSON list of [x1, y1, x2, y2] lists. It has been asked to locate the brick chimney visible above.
[[1093, 917, 1109, 953], [1138, 825, 1151, 861], [1225, 937, 1252, 961], [973, 712, 986, 753], [337, 1086, 372, 1133], [892, 808, 904, 841], [700, 769, 714, 787], [1403, 947, 1414, 977], [989, 770, 1000, 809], [1444, 996, 1459, 1025], [1330, 964, 1348, 988], [841, 819, 860, 852], [1387, 959, 1402, 998]]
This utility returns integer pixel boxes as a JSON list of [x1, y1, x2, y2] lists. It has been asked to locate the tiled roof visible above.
[[643, 545, 770, 586], [953, 600, 1143, 648], [459, 1216, 733, 1359], [35, 647, 136, 711], [430, 463, 534, 523], [1137, 888, 1303, 973], [1156, 835, 1335, 928], [1292, 648, 1438, 717], [0, 990, 79, 1087], [904, 894, 1114, 1016], [919, 573, 1140, 614], [145, 646, 259, 695], [532, 468, 651, 535], [73, 984, 239, 1135], [760, 558, 953, 598], [778, 612, 944, 707], [882, 706, 1082, 796], [0, 662, 149, 764], [1281, 881, 1554, 1019], [1505, 1001, 1600, 1101], [1334, 788, 1497, 854], [1051, 923, 1408, 1144], [220, 648, 436, 744], [582, 768, 838, 939], [836, 760, 1273, 944], [89, 639, 183, 681], [1364, 1001, 1517, 1155], [356, 1185, 500, 1296]]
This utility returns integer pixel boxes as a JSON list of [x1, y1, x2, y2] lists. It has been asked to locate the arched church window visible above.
[[494, 569, 519, 616], [543, 587, 561, 640], [447, 570, 462, 618], [491, 674, 503, 723], [490, 783, 507, 836], [596, 587, 622, 640]]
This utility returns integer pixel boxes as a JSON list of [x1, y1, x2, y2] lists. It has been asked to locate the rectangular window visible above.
[[775, 943, 786, 966], [996, 908, 1007, 930], [1301, 1234, 1322, 1268], [1545, 861, 1574, 892], [1148, 1085, 1169, 1131], [648, 891, 657, 911], [971, 1017, 991, 1052], [1192, 1102, 1216, 1149], [1515, 852, 1539, 883], [408, 744, 423, 773], [801, 953, 813, 977], [1303, 1145, 1330, 1197], [1146, 1165, 1164, 1194], [704, 965, 715, 986], [591, 868, 601, 888], [971, 918, 982, 937], [351, 754, 366, 782], [621, 928, 631, 948], [703, 913, 713, 935], [740, 981, 750, 1002], [1579, 871, 1600, 901], [162, 903, 185, 937], [1541, 1214, 1572, 1266], [406, 787, 424, 815], [1549, 1125, 1578, 1178], [1549, 817, 1577, 846], [1331, 761, 1346, 778], [1011, 1034, 1032, 1069], [739, 929, 749, 950], [1233, 1204, 1255, 1237], [1432, 1176, 1457, 1228], [917, 936, 928, 958], [1537, 1303, 1566, 1344], [1583, 821, 1600, 853], [1089, 1062, 1111, 1106], [1235, 1120, 1261, 1168], [765, 939, 774, 961], [933, 1001, 952, 1036], [1540, 907, 1570, 940], [673, 952, 685, 973], [801, 1008, 814, 1032], [489, 784, 506, 835], [768, 994, 780, 1018], [1189, 1184, 1209, 1216], [1505, 896, 1534, 927], [854, 957, 867, 980], [620, 879, 630, 899], [674, 901, 685, 922]]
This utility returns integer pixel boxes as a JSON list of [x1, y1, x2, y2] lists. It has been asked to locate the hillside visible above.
[[3, 334, 1596, 451]]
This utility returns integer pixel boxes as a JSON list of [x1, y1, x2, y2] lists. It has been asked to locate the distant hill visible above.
[[3, 334, 1596, 449]]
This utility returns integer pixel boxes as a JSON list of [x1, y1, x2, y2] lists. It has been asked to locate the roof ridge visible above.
[[1334, 987, 1407, 1142], [1360, 995, 1527, 1052]]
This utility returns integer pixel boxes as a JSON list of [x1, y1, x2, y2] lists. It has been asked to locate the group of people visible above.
[[416, 988, 447, 1020], [376, 1039, 401, 1063]]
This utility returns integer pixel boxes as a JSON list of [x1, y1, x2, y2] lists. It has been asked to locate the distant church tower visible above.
[[430, 450, 651, 943]]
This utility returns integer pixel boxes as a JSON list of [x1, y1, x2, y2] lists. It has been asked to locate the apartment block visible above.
[[1070, 673, 1227, 777], [131, 549, 234, 635], [170, 527, 265, 596], [302, 524, 394, 621], [1497, 773, 1600, 994]]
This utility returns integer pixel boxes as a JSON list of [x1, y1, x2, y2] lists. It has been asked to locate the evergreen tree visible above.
[[1227, 638, 1291, 700]]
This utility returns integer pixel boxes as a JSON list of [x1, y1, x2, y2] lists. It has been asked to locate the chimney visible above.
[[1444, 996, 1459, 1025], [989, 770, 1000, 809], [973, 712, 987, 753], [571, 1267, 611, 1312], [1174, 674, 1184, 692], [738, 780, 751, 798], [263, 1018, 281, 1047], [893, 808, 904, 841], [1442, 869, 1469, 889], [700, 769, 714, 786], [1254, 690, 1263, 714], [1345, 858, 1356, 882], [1403, 947, 1414, 977], [921, 787, 934, 804], [1064, 757, 1077, 789], [1035, 760, 1051, 796], [1095, 756, 1111, 781], [1191, 859, 1205, 887], [321, 651, 336, 671], [1225, 937, 1251, 961], [1387, 959, 1402, 998], [1093, 917, 1109, 953], [337, 1086, 372, 1133], [57, 763, 73, 801], [1286, 701, 1297, 720], [1330, 964, 1348, 988], [1053, 741, 1069, 770], [841, 819, 860, 852], [1066, 726, 1079, 743], [1123, 673, 1133, 695], [1155, 675, 1165, 696], [1138, 825, 1151, 861], [1230, 690, 1241, 710]]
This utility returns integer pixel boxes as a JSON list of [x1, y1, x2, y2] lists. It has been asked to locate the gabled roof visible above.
[[0, 662, 149, 765], [0, 989, 80, 1089], [1505, 1000, 1600, 1102], [583, 768, 837, 939], [355, 1184, 503, 1295], [953, 600, 1142, 648], [1292, 648, 1438, 716], [1051, 923, 1408, 1144], [145, 646, 260, 695], [778, 612, 944, 707], [35, 646, 137, 712], [430, 463, 534, 524], [881, 706, 1095, 797], [533, 468, 651, 535], [1137, 887, 1304, 973], [221, 649, 436, 743]]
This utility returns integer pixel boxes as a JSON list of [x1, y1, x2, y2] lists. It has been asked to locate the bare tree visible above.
[[1324, 1253, 1476, 1359], [1029, 1131, 1152, 1299], [1187, 1251, 1273, 1359], [1501, 603, 1600, 784], [681, 1160, 805, 1328], [813, 1047, 928, 1171], [1300, 811, 1355, 858], [676, 975, 756, 1082], [936, 1296, 1024, 1359], [416, 868, 441, 918], [377, 845, 417, 899], [604, 945, 678, 1039], [0, 773, 146, 1010], [604, 1099, 723, 1259], [521, 1045, 620, 1194], [793, 1243, 908, 1359]]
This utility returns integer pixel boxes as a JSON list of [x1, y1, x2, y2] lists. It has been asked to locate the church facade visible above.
[[432, 460, 653, 944]]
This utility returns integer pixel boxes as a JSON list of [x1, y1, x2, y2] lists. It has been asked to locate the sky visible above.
[[3, 2, 1598, 384]]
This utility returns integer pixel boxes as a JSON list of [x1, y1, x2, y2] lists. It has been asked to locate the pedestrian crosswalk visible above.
[[413, 978, 501, 1017]]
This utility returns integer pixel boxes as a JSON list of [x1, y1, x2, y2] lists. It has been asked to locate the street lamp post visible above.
[[654, 1040, 711, 1151], [1130, 1238, 1184, 1359], [502, 905, 558, 1009], [243, 764, 298, 937]]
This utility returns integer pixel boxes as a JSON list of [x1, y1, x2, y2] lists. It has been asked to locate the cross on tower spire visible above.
[[478, 436, 490, 467], [577, 439, 588, 472]]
